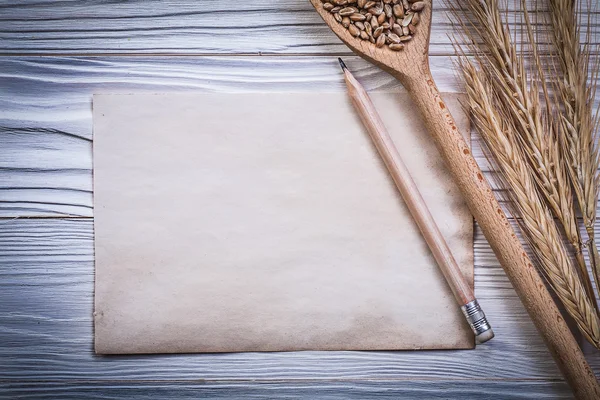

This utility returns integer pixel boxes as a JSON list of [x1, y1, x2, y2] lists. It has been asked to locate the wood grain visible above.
[[1, 218, 599, 382], [0, 381, 577, 399], [1, 0, 592, 56], [2, 0, 600, 397], [0, 56, 537, 218]]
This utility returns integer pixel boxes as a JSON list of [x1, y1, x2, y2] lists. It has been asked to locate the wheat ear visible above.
[[451, 0, 597, 307], [459, 59, 600, 348], [548, 0, 600, 291]]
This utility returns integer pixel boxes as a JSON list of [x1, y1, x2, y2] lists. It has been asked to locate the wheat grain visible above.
[[321, 0, 421, 50]]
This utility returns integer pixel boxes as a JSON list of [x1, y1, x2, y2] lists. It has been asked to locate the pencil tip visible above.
[[338, 58, 347, 71]]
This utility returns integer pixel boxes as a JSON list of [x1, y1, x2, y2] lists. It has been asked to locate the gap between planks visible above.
[[0, 378, 568, 384], [1, 50, 600, 58]]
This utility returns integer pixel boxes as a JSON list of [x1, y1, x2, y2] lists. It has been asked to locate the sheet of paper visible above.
[[93, 92, 473, 354]]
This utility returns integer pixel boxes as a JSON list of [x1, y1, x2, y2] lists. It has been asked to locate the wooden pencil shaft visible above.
[[343, 69, 474, 306]]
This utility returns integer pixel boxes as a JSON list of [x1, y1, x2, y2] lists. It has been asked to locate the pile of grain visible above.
[[321, 0, 426, 51]]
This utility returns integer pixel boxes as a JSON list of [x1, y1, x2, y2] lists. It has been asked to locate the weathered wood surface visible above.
[[2, 0, 600, 398], [1, 219, 599, 382], [2, 0, 595, 56], [0, 381, 577, 399], [0, 56, 512, 218]]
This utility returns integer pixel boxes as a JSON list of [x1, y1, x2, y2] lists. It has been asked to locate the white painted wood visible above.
[[0, 56, 511, 217], [0, 218, 599, 382], [1, 0, 593, 56], [0, 380, 576, 399], [2, 0, 600, 397]]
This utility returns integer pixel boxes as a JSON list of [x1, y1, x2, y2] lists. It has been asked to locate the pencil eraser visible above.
[[475, 328, 495, 344]]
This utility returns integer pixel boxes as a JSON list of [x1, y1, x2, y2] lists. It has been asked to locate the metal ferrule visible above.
[[461, 299, 492, 340]]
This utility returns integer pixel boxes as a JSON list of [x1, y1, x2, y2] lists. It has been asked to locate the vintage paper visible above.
[[93, 92, 473, 354]]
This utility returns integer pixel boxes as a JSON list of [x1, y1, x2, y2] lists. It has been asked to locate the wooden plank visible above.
[[0, 55, 504, 217], [1, 218, 598, 382], [0, 0, 597, 55], [0, 380, 575, 399], [0, 55, 462, 137]]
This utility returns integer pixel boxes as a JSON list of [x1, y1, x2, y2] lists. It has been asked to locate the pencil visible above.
[[339, 58, 494, 343]]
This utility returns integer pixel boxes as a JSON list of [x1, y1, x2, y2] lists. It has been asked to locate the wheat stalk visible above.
[[449, 0, 600, 346], [459, 59, 600, 347], [452, 0, 597, 302], [548, 0, 600, 292]]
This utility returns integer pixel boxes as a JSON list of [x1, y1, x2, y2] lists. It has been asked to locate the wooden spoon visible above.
[[310, 1, 600, 398]]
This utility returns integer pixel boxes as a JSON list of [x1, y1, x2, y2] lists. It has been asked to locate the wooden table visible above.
[[1, 1, 599, 398]]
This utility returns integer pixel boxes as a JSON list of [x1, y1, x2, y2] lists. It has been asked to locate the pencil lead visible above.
[[338, 58, 347, 71]]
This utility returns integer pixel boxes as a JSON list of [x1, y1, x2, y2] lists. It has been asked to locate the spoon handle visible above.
[[403, 71, 600, 399]]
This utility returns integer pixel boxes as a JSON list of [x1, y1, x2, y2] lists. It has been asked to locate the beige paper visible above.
[[93, 92, 473, 354]]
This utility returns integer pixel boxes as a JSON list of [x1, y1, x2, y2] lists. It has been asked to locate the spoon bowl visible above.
[[309, 0, 433, 83]]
